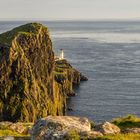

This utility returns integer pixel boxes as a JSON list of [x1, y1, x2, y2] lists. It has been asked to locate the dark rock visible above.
[[67, 91, 76, 96], [80, 74, 88, 81], [67, 107, 73, 111]]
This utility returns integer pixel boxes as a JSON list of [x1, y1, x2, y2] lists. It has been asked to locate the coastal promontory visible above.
[[0, 23, 87, 122]]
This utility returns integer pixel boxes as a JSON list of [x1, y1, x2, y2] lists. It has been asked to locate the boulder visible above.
[[31, 116, 91, 140], [80, 74, 88, 81], [94, 121, 120, 135]]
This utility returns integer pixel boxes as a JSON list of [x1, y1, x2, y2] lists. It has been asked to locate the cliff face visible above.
[[0, 23, 87, 122]]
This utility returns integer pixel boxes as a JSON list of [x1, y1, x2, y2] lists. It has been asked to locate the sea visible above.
[[0, 20, 140, 122]]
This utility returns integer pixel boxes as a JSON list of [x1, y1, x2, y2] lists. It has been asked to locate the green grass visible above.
[[93, 133, 140, 140], [54, 59, 72, 84], [64, 129, 80, 140], [112, 115, 140, 129], [0, 122, 33, 137], [0, 130, 29, 137], [0, 23, 47, 45]]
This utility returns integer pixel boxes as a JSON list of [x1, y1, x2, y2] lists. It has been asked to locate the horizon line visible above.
[[0, 17, 140, 22]]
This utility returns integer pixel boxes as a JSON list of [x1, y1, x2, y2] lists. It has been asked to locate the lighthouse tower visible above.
[[60, 49, 64, 60]]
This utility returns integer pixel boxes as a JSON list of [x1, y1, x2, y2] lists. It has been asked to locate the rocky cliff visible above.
[[0, 23, 87, 122]]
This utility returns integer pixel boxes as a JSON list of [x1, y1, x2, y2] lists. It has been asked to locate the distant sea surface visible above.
[[0, 20, 140, 122]]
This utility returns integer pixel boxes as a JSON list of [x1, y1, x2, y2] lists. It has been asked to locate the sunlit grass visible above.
[[112, 114, 140, 129], [93, 133, 140, 140], [0, 130, 29, 137]]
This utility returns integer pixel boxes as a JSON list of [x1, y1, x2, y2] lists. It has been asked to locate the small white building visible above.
[[60, 49, 64, 60], [54, 49, 65, 61]]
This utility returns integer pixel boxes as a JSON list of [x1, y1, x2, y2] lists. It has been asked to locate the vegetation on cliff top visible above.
[[112, 114, 140, 129], [0, 23, 48, 46]]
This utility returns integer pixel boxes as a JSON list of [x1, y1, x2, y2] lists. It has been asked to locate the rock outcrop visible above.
[[94, 121, 120, 135], [0, 23, 87, 122], [31, 116, 91, 140], [54, 59, 87, 97]]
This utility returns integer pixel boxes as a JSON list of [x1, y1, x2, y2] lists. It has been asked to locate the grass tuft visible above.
[[112, 114, 140, 129], [93, 133, 140, 140]]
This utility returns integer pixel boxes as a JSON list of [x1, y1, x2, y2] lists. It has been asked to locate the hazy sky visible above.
[[0, 0, 140, 20]]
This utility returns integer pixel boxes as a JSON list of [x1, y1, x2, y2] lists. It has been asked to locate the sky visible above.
[[0, 0, 140, 20]]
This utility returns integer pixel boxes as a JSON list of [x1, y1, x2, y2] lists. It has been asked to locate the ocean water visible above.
[[0, 20, 140, 122]]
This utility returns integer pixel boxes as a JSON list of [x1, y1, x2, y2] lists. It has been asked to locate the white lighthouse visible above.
[[60, 49, 64, 60]]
